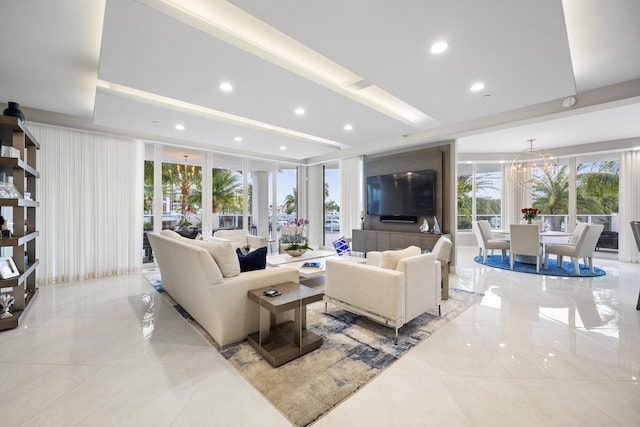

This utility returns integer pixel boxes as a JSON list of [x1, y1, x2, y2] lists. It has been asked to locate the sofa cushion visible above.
[[380, 246, 422, 270], [187, 239, 240, 278], [214, 230, 248, 250], [236, 246, 267, 272]]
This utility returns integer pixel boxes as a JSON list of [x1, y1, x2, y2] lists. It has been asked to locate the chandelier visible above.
[[508, 139, 558, 188]]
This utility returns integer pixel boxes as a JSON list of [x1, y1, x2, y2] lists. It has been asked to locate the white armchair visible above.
[[324, 246, 441, 344], [544, 224, 604, 275], [473, 220, 509, 263], [212, 229, 267, 251]]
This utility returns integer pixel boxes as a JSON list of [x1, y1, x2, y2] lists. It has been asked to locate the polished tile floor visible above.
[[0, 246, 638, 426]]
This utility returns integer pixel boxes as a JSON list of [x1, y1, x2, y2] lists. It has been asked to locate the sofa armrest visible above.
[[366, 251, 383, 266], [325, 259, 405, 323], [396, 253, 440, 320], [247, 235, 268, 249]]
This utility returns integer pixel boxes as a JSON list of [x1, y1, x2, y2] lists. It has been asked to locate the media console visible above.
[[352, 229, 450, 253]]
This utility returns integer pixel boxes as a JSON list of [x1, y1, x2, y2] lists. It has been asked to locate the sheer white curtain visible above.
[[339, 156, 363, 238], [30, 123, 144, 284], [618, 150, 640, 263], [502, 164, 530, 228]]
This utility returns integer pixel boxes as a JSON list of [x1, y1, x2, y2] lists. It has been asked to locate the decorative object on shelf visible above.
[[0, 146, 20, 158], [0, 181, 21, 199], [419, 218, 430, 233], [0, 294, 15, 319], [521, 207, 539, 224], [2, 102, 25, 124], [360, 210, 365, 230], [508, 139, 558, 189], [0, 256, 19, 279], [432, 216, 441, 234], [284, 218, 310, 256]]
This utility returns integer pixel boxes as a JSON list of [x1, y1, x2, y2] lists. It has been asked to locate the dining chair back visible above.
[[569, 222, 589, 244], [545, 224, 604, 275], [472, 220, 509, 264], [509, 224, 543, 272], [432, 236, 453, 300]]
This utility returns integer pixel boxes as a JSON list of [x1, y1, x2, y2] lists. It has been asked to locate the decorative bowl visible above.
[[285, 248, 308, 257]]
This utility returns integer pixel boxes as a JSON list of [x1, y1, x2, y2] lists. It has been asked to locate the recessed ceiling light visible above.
[[234, 136, 243, 142], [430, 41, 448, 54], [219, 82, 233, 92], [344, 124, 353, 131], [280, 146, 286, 150], [294, 107, 305, 116], [470, 82, 485, 92], [175, 124, 185, 130]]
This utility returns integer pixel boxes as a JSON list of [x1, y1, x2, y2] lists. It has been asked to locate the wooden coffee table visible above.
[[247, 282, 324, 367]]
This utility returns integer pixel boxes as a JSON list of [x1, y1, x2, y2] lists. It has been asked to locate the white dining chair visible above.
[[472, 220, 509, 264], [544, 224, 604, 275], [509, 224, 544, 272]]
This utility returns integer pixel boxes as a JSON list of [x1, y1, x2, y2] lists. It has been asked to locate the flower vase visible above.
[[526, 219, 532, 224]]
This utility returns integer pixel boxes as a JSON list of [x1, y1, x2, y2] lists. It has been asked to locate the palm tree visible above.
[[576, 161, 618, 214], [143, 160, 154, 213], [457, 173, 498, 229], [283, 188, 297, 214], [532, 164, 569, 215], [212, 168, 241, 213]]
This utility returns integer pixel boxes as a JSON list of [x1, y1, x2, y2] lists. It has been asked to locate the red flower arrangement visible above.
[[521, 207, 539, 222]]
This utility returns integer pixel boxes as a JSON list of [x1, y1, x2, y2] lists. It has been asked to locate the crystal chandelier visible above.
[[508, 139, 558, 188]]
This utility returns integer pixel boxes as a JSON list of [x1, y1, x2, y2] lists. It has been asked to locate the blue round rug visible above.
[[473, 255, 606, 277]]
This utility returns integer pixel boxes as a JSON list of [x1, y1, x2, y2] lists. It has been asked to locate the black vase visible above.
[[3, 102, 25, 124]]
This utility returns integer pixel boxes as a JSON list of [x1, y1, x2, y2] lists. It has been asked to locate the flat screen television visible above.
[[367, 170, 435, 217]]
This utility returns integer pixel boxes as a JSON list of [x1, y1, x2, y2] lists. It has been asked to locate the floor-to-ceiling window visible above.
[[576, 154, 619, 233], [457, 162, 502, 231], [530, 158, 568, 231]]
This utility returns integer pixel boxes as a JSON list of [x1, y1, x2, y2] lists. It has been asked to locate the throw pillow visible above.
[[380, 246, 421, 270], [332, 237, 351, 256], [188, 239, 240, 278], [236, 246, 267, 272]]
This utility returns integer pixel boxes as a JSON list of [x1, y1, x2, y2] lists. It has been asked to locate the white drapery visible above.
[[502, 163, 530, 228], [618, 150, 640, 263], [339, 156, 363, 239], [30, 123, 144, 284]]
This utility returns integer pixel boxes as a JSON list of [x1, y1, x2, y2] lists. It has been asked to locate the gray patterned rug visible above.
[[144, 273, 482, 426]]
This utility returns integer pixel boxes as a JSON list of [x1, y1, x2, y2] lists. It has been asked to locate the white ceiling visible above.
[[1, 0, 639, 163]]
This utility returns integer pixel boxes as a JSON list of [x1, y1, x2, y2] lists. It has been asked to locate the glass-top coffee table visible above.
[[247, 282, 324, 367]]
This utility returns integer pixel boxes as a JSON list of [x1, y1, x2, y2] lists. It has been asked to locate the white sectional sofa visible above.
[[324, 246, 441, 343], [147, 230, 298, 347]]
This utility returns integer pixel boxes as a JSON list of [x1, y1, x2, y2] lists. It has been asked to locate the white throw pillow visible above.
[[380, 246, 421, 270], [188, 239, 240, 278]]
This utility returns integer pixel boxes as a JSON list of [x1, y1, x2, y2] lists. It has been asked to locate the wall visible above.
[[363, 144, 452, 235]]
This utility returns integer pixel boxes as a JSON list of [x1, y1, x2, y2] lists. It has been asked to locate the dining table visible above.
[[493, 229, 572, 265]]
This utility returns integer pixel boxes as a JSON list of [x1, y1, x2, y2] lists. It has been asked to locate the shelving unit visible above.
[[0, 115, 39, 330]]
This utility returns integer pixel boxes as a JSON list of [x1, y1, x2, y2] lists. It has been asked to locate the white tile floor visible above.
[[1, 246, 638, 426]]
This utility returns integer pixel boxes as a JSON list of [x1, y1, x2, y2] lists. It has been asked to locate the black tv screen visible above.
[[367, 170, 435, 216]]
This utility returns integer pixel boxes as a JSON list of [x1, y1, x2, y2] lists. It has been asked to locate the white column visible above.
[[201, 151, 213, 237], [153, 144, 163, 232], [568, 157, 577, 233], [252, 171, 269, 238], [306, 164, 323, 247]]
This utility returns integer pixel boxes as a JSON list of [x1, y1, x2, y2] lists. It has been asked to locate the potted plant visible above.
[[284, 218, 311, 256]]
